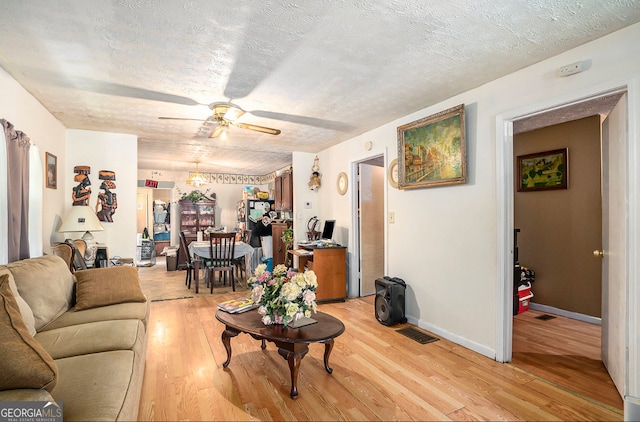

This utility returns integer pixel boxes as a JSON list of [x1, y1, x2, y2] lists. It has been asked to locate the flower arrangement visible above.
[[175, 187, 214, 203], [249, 263, 318, 326]]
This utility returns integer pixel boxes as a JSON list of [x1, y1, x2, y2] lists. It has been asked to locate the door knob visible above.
[[593, 250, 604, 257]]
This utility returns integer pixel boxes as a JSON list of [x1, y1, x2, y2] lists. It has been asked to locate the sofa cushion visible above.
[[52, 350, 144, 421], [0, 275, 58, 392], [39, 301, 150, 331], [7, 255, 74, 331], [36, 319, 146, 359], [0, 267, 36, 336], [74, 266, 146, 311]]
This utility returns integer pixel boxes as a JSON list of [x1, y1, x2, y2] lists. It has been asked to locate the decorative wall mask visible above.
[[72, 166, 92, 206], [96, 170, 117, 222]]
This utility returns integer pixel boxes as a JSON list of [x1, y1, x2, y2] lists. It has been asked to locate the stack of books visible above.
[[217, 297, 258, 314]]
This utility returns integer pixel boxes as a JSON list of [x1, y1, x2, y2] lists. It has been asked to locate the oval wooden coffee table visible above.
[[215, 309, 345, 398]]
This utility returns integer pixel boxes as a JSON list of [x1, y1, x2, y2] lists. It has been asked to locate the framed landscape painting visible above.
[[397, 104, 466, 189], [517, 148, 568, 192]]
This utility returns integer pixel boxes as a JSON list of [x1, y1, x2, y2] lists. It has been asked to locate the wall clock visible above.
[[337, 172, 348, 195], [388, 158, 399, 188]]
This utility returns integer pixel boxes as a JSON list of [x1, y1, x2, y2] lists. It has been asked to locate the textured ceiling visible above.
[[1, 1, 639, 175]]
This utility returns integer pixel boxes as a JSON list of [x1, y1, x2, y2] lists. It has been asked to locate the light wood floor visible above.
[[136, 261, 623, 421]]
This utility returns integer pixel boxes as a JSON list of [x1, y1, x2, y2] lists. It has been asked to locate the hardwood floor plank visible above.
[[137, 260, 622, 421]]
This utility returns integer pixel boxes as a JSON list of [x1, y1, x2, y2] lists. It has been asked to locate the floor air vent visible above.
[[396, 327, 439, 344], [535, 314, 556, 321]]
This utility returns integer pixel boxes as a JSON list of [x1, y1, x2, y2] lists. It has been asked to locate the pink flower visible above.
[[303, 290, 316, 305]]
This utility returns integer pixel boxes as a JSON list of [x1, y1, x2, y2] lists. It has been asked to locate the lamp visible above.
[[58, 205, 104, 242], [186, 162, 209, 187]]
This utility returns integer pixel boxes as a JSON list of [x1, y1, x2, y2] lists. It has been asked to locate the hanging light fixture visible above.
[[186, 162, 208, 187]]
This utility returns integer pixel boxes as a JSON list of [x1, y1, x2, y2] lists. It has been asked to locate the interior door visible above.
[[359, 162, 384, 296], [601, 93, 627, 398]]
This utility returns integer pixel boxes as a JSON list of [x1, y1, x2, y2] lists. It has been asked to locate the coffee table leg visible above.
[[278, 346, 309, 399], [221, 327, 239, 367], [323, 339, 335, 374]]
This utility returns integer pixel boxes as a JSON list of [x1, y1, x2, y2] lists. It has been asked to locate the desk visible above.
[[216, 309, 345, 398], [289, 245, 347, 302], [189, 241, 254, 293]]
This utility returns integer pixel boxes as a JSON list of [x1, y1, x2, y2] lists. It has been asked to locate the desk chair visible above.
[[180, 231, 196, 289], [206, 232, 236, 293]]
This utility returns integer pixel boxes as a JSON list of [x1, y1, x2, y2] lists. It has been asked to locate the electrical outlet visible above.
[[389, 212, 395, 224], [558, 61, 583, 77]]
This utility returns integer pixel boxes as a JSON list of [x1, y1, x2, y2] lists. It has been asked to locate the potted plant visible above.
[[176, 187, 214, 203]]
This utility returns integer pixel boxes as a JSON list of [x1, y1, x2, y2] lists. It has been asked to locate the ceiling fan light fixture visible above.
[[223, 106, 245, 121], [186, 162, 208, 187], [220, 126, 228, 141]]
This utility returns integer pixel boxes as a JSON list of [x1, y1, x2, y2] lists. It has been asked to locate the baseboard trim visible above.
[[406, 316, 496, 360], [529, 302, 602, 325]]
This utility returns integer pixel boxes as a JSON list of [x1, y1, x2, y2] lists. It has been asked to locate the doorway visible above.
[[358, 156, 385, 296], [496, 88, 634, 405]]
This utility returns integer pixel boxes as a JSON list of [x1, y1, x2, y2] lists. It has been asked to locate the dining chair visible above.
[[51, 242, 75, 272], [233, 229, 252, 281], [179, 231, 196, 289], [206, 232, 236, 293]]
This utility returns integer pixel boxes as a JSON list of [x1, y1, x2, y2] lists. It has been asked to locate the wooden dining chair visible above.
[[206, 232, 236, 293], [51, 242, 75, 272], [179, 231, 197, 289], [233, 229, 252, 281]]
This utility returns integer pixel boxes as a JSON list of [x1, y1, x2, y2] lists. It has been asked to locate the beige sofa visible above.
[[0, 255, 149, 421]]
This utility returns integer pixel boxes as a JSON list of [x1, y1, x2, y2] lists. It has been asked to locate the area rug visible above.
[[138, 257, 250, 302]]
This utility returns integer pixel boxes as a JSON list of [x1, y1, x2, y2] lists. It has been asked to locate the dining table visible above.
[[188, 240, 255, 293]]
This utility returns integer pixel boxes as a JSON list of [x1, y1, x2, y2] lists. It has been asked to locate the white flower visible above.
[[281, 281, 302, 301], [254, 264, 267, 276], [285, 302, 299, 316], [257, 305, 267, 316], [304, 270, 318, 288], [292, 273, 307, 288], [262, 314, 272, 325], [251, 285, 264, 303], [273, 264, 288, 276], [302, 290, 316, 306], [304, 309, 311, 318]]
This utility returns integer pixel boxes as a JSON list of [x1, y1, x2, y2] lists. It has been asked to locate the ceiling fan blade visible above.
[[234, 122, 281, 135], [159, 117, 204, 121], [249, 110, 354, 131], [209, 124, 226, 138]]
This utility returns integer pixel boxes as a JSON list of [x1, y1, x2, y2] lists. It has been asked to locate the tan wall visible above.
[[514, 116, 602, 317]]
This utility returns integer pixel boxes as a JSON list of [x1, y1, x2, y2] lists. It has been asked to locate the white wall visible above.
[[67, 130, 138, 260], [294, 23, 640, 357], [0, 66, 67, 251]]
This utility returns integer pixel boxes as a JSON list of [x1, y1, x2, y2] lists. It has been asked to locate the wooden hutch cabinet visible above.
[[178, 199, 215, 268], [272, 221, 292, 266], [275, 172, 293, 212]]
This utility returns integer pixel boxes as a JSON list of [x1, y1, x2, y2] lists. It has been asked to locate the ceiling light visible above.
[[223, 105, 245, 121], [186, 162, 208, 187], [220, 127, 228, 141]]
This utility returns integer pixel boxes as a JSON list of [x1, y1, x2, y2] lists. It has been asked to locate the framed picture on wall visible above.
[[517, 148, 568, 191], [397, 104, 466, 189], [46, 152, 57, 189]]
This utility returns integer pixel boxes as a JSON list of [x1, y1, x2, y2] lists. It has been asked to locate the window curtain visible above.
[[1, 119, 31, 262], [29, 144, 43, 258], [0, 122, 8, 264]]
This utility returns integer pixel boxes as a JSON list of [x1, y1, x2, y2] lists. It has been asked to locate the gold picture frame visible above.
[[46, 152, 57, 189], [397, 104, 466, 189], [517, 148, 568, 192]]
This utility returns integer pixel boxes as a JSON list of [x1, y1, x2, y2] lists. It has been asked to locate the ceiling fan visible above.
[[159, 102, 281, 138]]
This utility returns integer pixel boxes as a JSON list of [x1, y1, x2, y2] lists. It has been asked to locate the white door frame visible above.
[[348, 147, 388, 298], [495, 76, 640, 400]]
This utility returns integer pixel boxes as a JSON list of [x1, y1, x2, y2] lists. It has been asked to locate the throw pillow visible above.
[[74, 266, 146, 311], [0, 274, 58, 392], [0, 268, 36, 336]]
